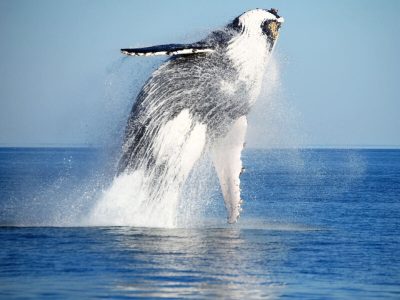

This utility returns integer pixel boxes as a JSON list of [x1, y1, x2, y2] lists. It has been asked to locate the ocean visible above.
[[0, 148, 399, 299]]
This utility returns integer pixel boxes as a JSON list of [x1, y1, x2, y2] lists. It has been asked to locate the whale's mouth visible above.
[[263, 9, 284, 49]]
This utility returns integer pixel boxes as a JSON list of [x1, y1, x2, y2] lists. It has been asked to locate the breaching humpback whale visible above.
[[118, 8, 284, 224]]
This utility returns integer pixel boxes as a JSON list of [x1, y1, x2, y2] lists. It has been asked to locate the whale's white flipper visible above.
[[121, 44, 214, 57], [212, 116, 247, 223]]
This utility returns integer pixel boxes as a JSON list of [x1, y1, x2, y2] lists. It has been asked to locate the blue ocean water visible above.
[[0, 148, 399, 299]]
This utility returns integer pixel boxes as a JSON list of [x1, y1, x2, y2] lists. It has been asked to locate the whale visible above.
[[117, 8, 284, 224]]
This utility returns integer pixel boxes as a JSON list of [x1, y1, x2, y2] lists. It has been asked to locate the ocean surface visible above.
[[0, 148, 399, 299]]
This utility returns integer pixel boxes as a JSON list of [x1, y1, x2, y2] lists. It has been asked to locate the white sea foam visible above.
[[87, 110, 207, 228]]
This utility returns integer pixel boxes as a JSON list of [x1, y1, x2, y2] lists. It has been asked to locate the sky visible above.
[[0, 0, 399, 148]]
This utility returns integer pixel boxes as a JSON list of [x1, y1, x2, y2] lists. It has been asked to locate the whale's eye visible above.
[[262, 20, 280, 40]]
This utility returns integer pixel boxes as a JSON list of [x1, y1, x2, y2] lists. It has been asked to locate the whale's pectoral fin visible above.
[[121, 43, 214, 57], [211, 116, 248, 224]]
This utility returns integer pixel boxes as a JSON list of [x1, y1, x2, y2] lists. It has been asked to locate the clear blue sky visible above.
[[0, 0, 399, 147]]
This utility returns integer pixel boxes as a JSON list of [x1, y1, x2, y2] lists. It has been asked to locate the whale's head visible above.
[[223, 9, 284, 104], [229, 8, 284, 51]]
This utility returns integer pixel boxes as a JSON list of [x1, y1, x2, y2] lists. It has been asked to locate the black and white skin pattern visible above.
[[117, 8, 284, 224]]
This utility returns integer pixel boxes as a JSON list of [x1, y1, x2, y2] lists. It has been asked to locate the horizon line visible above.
[[0, 143, 399, 150]]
